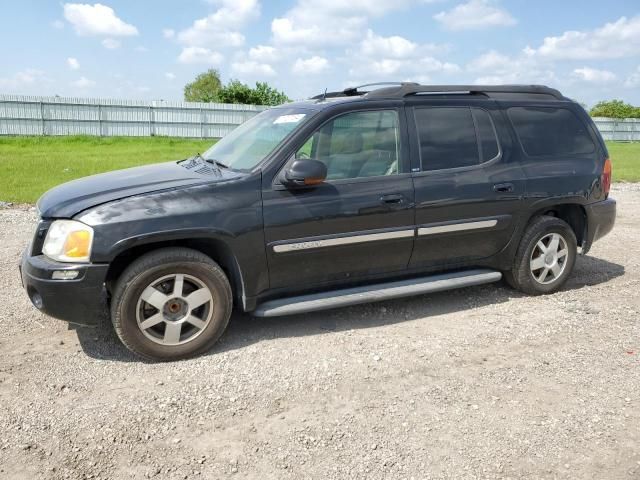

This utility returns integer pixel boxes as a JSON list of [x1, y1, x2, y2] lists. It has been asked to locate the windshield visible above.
[[202, 107, 310, 170]]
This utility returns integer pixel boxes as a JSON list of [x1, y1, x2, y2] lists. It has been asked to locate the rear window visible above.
[[508, 107, 595, 156], [414, 107, 500, 171]]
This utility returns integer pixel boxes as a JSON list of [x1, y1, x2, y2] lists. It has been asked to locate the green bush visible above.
[[184, 70, 289, 106], [589, 100, 640, 118]]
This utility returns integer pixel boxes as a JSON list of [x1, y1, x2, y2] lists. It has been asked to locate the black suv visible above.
[[20, 83, 616, 360]]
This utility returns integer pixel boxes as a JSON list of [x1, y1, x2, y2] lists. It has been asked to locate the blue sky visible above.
[[1, 0, 639, 105]]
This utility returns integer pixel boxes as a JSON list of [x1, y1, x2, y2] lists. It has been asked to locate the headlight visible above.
[[42, 220, 94, 263]]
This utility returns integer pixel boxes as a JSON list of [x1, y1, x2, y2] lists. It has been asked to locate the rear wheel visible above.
[[111, 247, 232, 361], [504, 216, 577, 295]]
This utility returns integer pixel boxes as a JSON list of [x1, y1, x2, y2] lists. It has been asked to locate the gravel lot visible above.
[[1, 185, 639, 480]]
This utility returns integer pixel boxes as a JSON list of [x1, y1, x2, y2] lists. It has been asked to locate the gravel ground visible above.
[[1, 185, 639, 480]]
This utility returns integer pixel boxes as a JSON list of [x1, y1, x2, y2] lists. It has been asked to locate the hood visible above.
[[37, 160, 244, 218]]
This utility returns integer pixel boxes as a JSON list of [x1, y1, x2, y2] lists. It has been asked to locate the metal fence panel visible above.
[[592, 117, 640, 141], [0, 95, 267, 138], [2, 95, 640, 141]]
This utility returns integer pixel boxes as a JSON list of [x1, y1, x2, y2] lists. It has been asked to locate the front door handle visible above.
[[493, 183, 515, 193], [380, 194, 404, 204]]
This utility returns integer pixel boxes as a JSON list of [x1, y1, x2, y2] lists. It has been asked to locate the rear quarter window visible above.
[[508, 106, 595, 156]]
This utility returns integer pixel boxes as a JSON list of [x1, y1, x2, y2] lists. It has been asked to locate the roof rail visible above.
[[311, 83, 565, 101], [310, 82, 419, 100], [364, 84, 564, 100]]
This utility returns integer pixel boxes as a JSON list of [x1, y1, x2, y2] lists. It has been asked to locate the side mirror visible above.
[[281, 159, 327, 188]]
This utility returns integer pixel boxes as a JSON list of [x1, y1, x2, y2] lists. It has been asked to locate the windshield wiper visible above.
[[204, 158, 230, 169]]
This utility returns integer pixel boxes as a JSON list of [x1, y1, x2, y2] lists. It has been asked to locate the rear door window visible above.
[[413, 107, 500, 171], [508, 107, 595, 156]]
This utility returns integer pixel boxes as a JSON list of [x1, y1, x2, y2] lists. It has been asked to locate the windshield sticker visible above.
[[273, 114, 306, 124]]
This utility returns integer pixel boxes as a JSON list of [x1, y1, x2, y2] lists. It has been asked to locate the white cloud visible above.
[[467, 50, 557, 85], [467, 50, 511, 71], [71, 76, 96, 88], [360, 30, 417, 58], [232, 60, 277, 76], [293, 56, 329, 74], [177, 47, 224, 65], [573, 67, 617, 84], [625, 67, 640, 88], [272, 0, 413, 47], [165, 72, 176, 80], [162, 28, 175, 39], [63, 3, 138, 36], [66, 57, 80, 70], [101, 38, 121, 49], [434, 0, 516, 31], [177, 0, 259, 48], [249, 45, 279, 62], [524, 16, 640, 60], [0, 69, 48, 91]]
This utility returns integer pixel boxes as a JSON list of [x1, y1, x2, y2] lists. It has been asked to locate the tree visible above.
[[184, 70, 290, 106], [183, 69, 222, 103], [589, 100, 640, 119], [217, 80, 290, 106]]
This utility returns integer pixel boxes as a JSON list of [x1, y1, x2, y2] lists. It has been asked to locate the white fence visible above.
[[1, 95, 640, 141], [0, 95, 267, 138], [591, 117, 640, 142]]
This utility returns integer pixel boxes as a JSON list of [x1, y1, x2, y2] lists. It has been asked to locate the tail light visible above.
[[602, 158, 612, 197]]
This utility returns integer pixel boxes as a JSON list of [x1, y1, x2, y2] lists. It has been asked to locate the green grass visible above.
[[0, 136, 214, 204], [0, 136, 638, 204], [607, 142, 640, 182]]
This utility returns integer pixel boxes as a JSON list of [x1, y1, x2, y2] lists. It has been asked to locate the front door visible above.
[[262, 108, 415, 290]]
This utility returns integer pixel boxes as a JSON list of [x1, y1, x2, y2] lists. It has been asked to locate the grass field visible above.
[[0, 136, 214, 203], [0, 136, 638, 204], [607, 142, 640, 182]]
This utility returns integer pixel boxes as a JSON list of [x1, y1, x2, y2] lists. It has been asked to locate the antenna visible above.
[[321, 88, 327, 101]]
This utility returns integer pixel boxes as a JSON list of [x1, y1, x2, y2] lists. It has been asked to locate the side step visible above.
[[253, 269, 502, 317]]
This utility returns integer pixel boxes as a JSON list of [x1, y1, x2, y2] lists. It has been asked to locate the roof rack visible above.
[[311, 83, 565, 101]]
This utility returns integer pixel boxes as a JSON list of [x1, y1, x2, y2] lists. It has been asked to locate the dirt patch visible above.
[[1, 186, 638, 479]]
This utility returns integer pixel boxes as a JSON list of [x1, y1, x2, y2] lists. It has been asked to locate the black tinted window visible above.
[[414, 107, 479, 171], [508, 107, 595, 156], [472, 109, 499, 161]]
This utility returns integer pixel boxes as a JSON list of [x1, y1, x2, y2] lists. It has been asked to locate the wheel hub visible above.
[[162, 297, 188, 321], [135, 273, 214, 346], [529, 232, 569, 285]]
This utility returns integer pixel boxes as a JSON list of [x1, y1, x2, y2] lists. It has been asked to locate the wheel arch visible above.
[[523, 202, 587, 248], [105, 235, 246, 309]]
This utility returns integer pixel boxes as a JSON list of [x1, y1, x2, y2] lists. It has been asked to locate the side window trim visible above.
[[472, 107, 502, 164], [272, 107, 407, 186], [411, 105, 502, 175]]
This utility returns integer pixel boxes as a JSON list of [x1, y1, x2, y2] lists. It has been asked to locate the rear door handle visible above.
[[380, 194, 404, 204], [493, 183, 514, 193]]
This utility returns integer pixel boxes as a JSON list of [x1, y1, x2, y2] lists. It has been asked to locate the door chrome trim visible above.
[[417, 219, 498, 236], [273, 229, 414, 253]]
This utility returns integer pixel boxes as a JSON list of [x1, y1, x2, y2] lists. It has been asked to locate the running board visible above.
[[253, 269, 502, 317]]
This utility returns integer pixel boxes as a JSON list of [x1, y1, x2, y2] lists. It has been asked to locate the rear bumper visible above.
[[583, 197, 616, 254], [20, 251, 109, 326]]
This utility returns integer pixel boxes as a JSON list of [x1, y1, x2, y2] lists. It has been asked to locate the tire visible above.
[[504, 215, 577, 295], [111, 247, 232, 361]]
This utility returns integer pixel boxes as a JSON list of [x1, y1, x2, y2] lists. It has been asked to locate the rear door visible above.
[[407, 97, 527, 268], [262, 106, 415, 290]]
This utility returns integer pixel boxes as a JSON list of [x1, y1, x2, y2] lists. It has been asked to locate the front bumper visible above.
[[583, 197, 616, 254], [20, 251, 109, 326]]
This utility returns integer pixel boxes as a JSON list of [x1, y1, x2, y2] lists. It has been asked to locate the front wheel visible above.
[[111, 248, 232, 361], [504, 216, 577, 295]]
